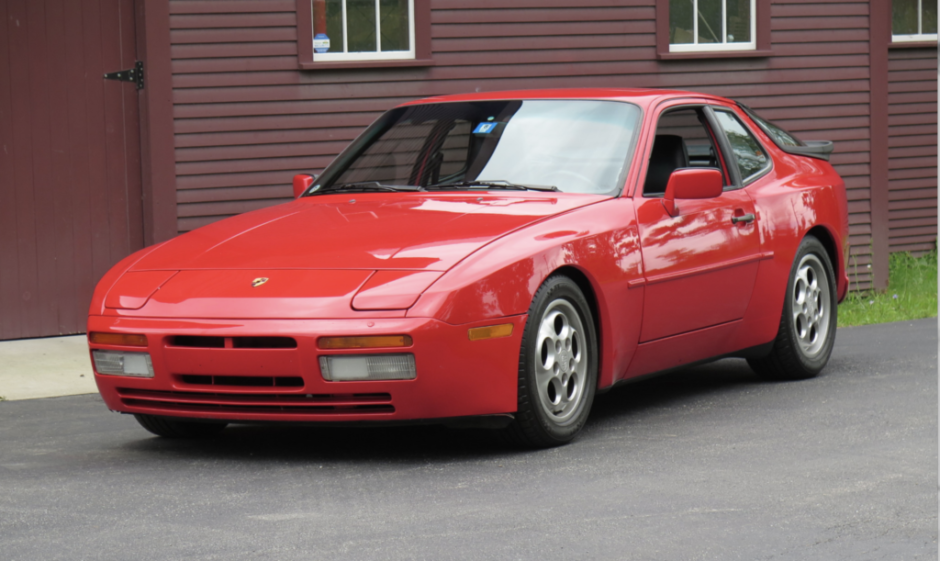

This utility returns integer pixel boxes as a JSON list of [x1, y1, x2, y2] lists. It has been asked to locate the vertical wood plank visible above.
[[869, 0, 890, 289], [46, 0, 79, 333], [65, 0, 96, 336], [0, 0, 20, 339], [26, 0, 60, 335], [83, 0, 114, 291], [8, 0, 41, 337]]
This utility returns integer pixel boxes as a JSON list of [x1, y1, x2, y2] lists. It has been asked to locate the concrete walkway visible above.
[[0, 335, 97, 401]]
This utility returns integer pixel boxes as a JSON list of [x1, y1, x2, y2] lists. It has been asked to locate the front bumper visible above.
[[88, 315, 526, 423]]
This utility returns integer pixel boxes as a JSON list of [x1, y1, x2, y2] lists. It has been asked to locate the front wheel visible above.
[[748, 236, 837, 380], [503, 275, 598, 448]]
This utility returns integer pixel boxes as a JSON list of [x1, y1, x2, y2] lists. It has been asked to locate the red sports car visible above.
[[88, 89, 848, 447]]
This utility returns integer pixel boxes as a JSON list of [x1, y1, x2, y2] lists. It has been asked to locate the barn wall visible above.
[[168, 0, 935, 290], [887, 47, 938, 255]]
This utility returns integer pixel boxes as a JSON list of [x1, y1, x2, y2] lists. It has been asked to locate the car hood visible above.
[[133, 192, 608, 272], [101, 192, 608, 318]]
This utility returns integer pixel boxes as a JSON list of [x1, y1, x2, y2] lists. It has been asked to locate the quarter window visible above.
[[892, 0, 938, 42], [312, 0, 415, 61], [713, 110, 770, 184], [669, 0, 756, 52]]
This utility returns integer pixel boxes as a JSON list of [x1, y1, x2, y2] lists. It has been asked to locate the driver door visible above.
[[635, 105, 761, 342]]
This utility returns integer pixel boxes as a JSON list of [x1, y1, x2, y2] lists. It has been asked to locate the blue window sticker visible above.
[[473, 122, 497, 134], [314, 33, 331, 53]]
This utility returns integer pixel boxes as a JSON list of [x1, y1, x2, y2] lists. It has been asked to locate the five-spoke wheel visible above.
[[748, 235, 837, 380], [534, 299, 589, 424], [505, 275, 597, 448]]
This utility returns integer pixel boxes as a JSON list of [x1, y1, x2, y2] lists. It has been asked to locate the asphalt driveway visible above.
[[1, 319, 936, 560]]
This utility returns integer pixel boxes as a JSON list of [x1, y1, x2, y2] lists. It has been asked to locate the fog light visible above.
[[92, 350, 154, 378], [319, 354, 416, 381]]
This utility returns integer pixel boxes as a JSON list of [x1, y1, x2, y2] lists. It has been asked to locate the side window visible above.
[[713, 110, 770, 184], [643, 107, 728, 196]]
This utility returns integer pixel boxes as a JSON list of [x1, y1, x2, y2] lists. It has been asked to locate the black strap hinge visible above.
[[103, 60, 144, 90]]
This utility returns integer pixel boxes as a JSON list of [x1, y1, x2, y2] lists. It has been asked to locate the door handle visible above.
[[731, 213, 755, 225]]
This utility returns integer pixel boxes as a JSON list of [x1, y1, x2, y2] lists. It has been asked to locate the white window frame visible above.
[[669, 0, 757, 53], [313, 0, 415, 61], [892, 0, 939, 42]]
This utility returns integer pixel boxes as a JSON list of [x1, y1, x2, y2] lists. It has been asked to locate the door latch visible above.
[[731, 213, 756, 225], [103, 60, 144, 90]]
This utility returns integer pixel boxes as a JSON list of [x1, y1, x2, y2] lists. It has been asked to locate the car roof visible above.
[[398, 88, 730, 110]]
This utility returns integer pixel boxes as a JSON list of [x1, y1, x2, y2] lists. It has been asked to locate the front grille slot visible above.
[[232, 337, 297, 349], [171, 336, 224, 348], [180, 375, 304, 388], [117, 388, 394, 416], [168, 336, 297, 349]]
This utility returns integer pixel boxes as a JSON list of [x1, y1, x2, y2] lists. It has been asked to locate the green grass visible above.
[[838, 249, 938, 327]]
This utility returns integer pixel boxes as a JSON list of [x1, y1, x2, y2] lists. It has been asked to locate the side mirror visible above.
[[293, 174, 316, 199], [662, 168, 723, 216]]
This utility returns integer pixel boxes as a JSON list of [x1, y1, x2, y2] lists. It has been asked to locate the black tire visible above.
[[503, 275, 598, 448], [134, 414, 228, 438], [748, 236, 837, 380]]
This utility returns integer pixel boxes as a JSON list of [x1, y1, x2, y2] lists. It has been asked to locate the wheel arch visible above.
[[805, 224, 840, 282], [549, 265, 605, 389]]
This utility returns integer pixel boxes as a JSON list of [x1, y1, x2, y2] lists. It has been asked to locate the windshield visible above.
[[315, 99, 642, 195]]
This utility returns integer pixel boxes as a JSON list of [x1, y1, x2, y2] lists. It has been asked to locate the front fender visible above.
[[408, 198, 644, 389]]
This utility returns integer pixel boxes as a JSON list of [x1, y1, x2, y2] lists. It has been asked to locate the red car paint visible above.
[[88, 89, 849, 425]]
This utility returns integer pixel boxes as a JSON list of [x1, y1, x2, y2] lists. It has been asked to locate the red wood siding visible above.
[[168, 0, 933, 290], [0, 0, 143, 340], [887, 47, 938, 255]]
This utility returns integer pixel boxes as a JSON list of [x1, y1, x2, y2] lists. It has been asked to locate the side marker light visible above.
[[468, 323, 514, 341]]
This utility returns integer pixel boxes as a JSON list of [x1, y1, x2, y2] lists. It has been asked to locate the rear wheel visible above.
[[134, 414, 228, 438], [748, 236, 837, 380], [503, 275, 598, 448]]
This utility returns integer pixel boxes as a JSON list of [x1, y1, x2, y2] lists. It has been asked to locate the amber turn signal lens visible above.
[[318, 335, 413, 349], [467, 323, 514, 341], [88, 332, 149, 347]]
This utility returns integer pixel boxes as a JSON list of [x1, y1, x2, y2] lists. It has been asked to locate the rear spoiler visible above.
[[735, 101, 834, 162], [781, 140, 835, 162]]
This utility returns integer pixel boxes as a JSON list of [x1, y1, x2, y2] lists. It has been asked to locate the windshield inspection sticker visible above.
[[473, 122, 497, 134]]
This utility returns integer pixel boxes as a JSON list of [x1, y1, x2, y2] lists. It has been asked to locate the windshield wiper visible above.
[[425, 180, 558, 192], [319, 182, 425, 194]]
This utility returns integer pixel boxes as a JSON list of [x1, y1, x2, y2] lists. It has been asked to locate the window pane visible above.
[[327, 100, 641, 195], [697, 0, 723, 43], [670, 0, 694, 44], [893, 0, 919, 35], [743, 107, 803, 147], [313, 0, 344, 53], [726, 0, 750, 43], [475, 101, 640, 194], [924, 0, 938, 34], [347, 0, 377, 53], [714, 110, 769, 182], [379, 0, 410, 51]]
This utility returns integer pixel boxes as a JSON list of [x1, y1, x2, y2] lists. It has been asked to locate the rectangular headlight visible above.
[[319, 354, 416, 381], [92, 350, 155, 378]]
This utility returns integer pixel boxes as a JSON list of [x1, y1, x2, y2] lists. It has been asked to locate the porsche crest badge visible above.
[[251, 277, 269, 288]]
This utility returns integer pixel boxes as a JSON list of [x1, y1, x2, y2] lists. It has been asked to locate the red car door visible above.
[[634, 103, 762, 342]]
